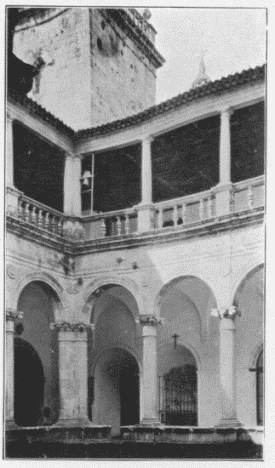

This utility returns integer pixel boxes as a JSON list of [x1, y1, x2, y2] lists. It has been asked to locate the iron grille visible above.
[[159, 365, 197, 426]]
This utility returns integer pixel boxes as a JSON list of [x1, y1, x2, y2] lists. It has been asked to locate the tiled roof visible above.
[[8, 64, 265, 141], [8, 88, 75, 137], [76, 64, 265, 140]]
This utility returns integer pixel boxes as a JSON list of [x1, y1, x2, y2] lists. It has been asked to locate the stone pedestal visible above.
[[212, 306, 242, 427], [6, 186, 23, 218], [136, 203, 155, 232], [136, 315, 162, 425], [5, 309, 24, 426], [214, 183, 233, 217], [51, 322, 92, 426]]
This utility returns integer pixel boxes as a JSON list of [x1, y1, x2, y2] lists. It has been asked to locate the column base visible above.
[[53, 418, 94, 427], [139, 418, 162, 426], [215, 418, 242, 428]]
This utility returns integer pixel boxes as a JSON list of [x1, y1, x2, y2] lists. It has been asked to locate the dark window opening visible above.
[[13, 121, 64, 212], [93, 144, 141, 213], [231, 101, 264, 183], [152, 115, 220, 203]]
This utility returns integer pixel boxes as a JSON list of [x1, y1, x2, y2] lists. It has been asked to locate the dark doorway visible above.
[[14, 338, 44, 426], [120, 360, 140, 426], [256, 350, 263, 426]]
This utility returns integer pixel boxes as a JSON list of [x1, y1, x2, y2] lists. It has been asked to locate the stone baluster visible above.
[[207, 195, 213, 219], [57, 219, 63, 236], [101, 218, 107, 237], [211, 306, 242, 427], [5, 309, 24, 427], [116, 216, 122, 236], [24, 203, 30, 223], [158, 208, 163, 229], [45, 212, 50, 231], [30, 205, 37, 224], [136, 314, 162, 425], [173, 205, 178, 226], [199, 198, 204, 221], [247, 185, 254, 210], [125, 214, 130, 235], [51, 322, 92, 426], [182, 202, 187, 224], [37, 209, 43, 229]]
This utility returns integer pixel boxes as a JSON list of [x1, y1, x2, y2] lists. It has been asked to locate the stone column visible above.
[[5, 309, 24, 427], [72, 155, 82, 216], [6, 114, 14, 188], [73, 323, 92, 425], [136, 314, 162, 425], [51, 322, 91, 426], [211, 306, 242, 427], [137, 137, 155, 232], [214, 108, 233, 216], [63, 152, 74, 215]]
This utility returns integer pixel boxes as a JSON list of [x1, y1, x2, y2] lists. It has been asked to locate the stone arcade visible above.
[[5, 7, 264, 457]]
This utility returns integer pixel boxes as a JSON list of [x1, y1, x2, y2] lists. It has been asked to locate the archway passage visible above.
[[256, 350, 263, 426], [93, 348, 140, 435], [14, 338, 44, 426]]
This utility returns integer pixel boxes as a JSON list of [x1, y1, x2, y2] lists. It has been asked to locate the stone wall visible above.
[[13, 8, 158, 130]]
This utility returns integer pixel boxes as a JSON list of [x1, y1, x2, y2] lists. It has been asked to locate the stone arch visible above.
[[231, 261, 264, 306], [154, 275, 217, 338], [158, 339, 202, 372], [83, 275, 142, 323], [250, 341, 264, 369], [14, 271, 64, 321], [91, 342, 142, 376]]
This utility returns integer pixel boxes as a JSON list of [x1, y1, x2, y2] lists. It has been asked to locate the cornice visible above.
[[6, 207, 264, 258]]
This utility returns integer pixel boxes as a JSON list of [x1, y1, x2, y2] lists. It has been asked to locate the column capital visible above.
[[50, 321, 92, 332], [142, 135, 154, 145], [220, 106, 233, 117], [64, 151, 75, 160], [135, 314, 163, 327], [6, 113, 13, 123], [6, 309, 24, 321], [211, 306, 241, 319]]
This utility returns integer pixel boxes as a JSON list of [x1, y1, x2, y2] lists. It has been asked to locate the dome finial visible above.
[[192, 52, 211, 89]]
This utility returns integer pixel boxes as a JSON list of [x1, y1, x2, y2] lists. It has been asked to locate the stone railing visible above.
[[7, 176, 264, 242], [82, 208, 138, 241], [231, 175, 265, 213], [18, 194, 65, 236], [153, 189, 215, 230]]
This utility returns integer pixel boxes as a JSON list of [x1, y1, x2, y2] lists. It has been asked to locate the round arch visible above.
[[153, 275, 217, 317], [14, 272, 64, 321], [91, 341, 142, 376], [250, 341, 264, 369], [231, 262, 264, 306], [158, 339, 202, 372], [83, 275, 142, 323]]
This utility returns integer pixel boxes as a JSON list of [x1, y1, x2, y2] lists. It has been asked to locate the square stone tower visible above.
[[13, 7, 165, 130]]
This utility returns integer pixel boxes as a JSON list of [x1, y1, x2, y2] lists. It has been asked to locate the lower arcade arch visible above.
[[14, 338, 44, 426], [92, 347, 140, 435], [15, 280, 60, 426], [158, 343, 198, 426]]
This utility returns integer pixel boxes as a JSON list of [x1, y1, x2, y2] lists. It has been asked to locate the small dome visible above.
[[143, 9, 152, 21]]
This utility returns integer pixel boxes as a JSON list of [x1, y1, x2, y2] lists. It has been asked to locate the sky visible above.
[[147, 8, 266, 103]]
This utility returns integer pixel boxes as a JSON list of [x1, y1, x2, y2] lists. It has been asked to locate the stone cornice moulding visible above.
[[50, 321, 92, 332], [211, 306, 241, 319], [135, 314, 164, 327]]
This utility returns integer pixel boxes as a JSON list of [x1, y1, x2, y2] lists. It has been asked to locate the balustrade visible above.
[[231, 175, 265, 213], [82, 209, 138, 241], [17, 195, 65, 236]]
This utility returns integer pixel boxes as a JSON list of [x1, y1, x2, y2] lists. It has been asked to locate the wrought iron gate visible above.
[[159, 365, 198, 426]]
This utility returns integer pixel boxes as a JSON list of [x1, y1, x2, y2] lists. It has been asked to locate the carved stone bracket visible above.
[[6, 309, 24, 321], [135, 314, 163, 327], [211, 306, 241, 319], [50, 321, 92, 332], [6, 264, 18, 279]]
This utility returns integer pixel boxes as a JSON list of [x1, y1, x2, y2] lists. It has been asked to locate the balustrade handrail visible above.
[[82, 206, 137, 223], [19, 193, 65, 219], [232, 174, 265, 191], [153, 187, 214, 211]]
